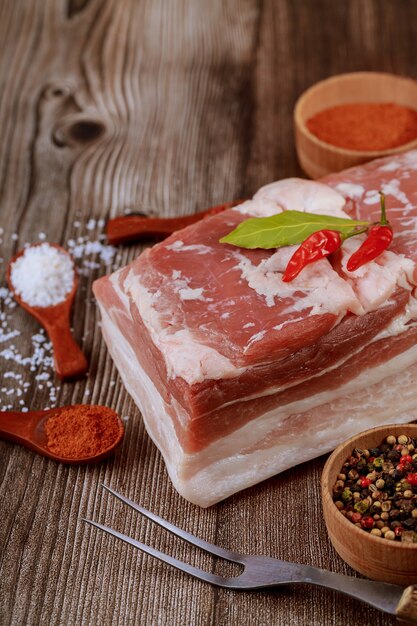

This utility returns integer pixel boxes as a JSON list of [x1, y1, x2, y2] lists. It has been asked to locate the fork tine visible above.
[[102, 484, 244, 563], [82, 518, 233, 588]]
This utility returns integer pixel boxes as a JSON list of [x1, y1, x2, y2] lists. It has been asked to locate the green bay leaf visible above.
[[219, 210, 369, 249]]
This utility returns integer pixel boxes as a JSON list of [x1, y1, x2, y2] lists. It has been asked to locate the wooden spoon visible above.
[[7, 244, 88, 380], [106, 199, 246, 245], [0, 405, 124, 464]]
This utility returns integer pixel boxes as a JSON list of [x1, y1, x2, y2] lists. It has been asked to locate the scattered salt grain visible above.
[[35, 372, 50, 381], [0, 329, 20, 344], [67, 237, 117, 274], [10, 244, 74, 308]]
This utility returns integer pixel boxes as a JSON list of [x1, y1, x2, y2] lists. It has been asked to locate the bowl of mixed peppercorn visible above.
[[322, 424, 417, 585]]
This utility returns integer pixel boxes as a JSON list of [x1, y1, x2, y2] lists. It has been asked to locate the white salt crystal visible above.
[[35, 372, 50, 381], [10, 244, 75, 307], [0, 329, 20, 344]]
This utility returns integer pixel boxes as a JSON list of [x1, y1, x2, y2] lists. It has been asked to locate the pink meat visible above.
[[94, 150, 417, 506], [130, 212, 351, 367], [324, 152, 417, 268]]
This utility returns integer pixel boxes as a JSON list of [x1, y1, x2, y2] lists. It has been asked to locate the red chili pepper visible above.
[[282, 230, 342, 282], [346, 192, 393, 272]]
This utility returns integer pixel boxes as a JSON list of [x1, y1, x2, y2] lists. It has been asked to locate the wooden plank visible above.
[[0, 0, 416, 624], [0, 1, 259, 624]]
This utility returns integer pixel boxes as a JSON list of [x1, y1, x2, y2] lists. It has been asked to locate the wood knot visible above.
[[67, 0, 90, 19], [53, 115, 107, 147], [68, 120, 105, 143], [42, 82, 75, 101]]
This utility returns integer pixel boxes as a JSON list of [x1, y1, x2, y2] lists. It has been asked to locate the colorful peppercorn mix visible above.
[[332, 434, 417, 542]]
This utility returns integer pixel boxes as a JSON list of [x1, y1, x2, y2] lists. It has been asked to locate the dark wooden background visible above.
[[1, 1, 416, 624]]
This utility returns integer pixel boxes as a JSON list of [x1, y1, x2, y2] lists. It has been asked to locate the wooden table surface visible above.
[[1, 1, 416, 624]]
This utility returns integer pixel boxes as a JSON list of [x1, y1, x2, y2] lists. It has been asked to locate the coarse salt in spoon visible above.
[[0, 404, 124, 464], [7, 243, 88, 380]]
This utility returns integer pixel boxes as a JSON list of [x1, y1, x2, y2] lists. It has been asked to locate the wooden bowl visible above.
[[321, 424, 417, 585], [294, 72, 417, 179]]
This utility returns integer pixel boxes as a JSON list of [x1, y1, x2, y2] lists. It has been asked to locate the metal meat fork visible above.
[[83, 486, 417, 623]]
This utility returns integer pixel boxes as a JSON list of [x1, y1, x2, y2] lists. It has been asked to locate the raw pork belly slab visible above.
[[94, 151, 417, 507]]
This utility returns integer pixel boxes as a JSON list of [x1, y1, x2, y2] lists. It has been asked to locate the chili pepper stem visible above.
[[379, 191, 388, 225], [343, 227, 368, 240]]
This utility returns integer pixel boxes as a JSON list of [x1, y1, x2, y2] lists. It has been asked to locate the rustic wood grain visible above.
[[1, 1, 416, 624]]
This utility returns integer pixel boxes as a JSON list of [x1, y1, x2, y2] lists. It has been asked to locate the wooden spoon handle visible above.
[[396, 585, 417, 624], [45, 318, 88, 380], [0, 411, 35, 442], [106, 199, 245, 245]]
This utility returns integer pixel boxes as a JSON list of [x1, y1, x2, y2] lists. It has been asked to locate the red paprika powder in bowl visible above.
[[294, 72, 417, 179]]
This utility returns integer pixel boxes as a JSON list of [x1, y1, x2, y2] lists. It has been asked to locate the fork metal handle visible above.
[[290, 562, 416, 622]]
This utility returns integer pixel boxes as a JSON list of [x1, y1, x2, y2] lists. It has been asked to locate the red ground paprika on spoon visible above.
[[44, 405, 122, 459]]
